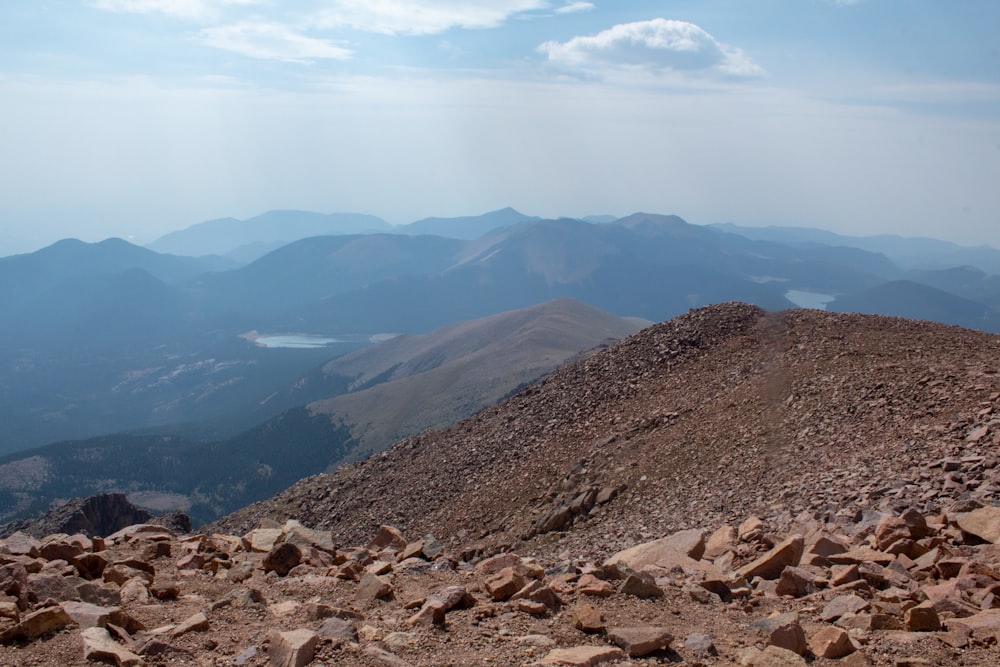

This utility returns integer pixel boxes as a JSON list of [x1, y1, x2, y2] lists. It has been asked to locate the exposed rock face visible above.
[[1, 493, 154, 539]]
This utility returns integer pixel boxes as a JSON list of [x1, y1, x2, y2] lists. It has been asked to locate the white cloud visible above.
[[539, 18, 764, 79], [314, 0, 548, 36], [196, 22, 353, 62], [556, 2, 595, 14], [90, 0, 259, 22]]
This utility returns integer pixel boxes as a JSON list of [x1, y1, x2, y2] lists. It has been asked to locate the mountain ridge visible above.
[[213, 303, 1000, 565]]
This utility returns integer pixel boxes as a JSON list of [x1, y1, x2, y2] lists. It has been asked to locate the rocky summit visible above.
[[3, 303, 1000, 665]]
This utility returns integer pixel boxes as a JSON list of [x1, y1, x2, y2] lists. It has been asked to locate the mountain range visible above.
[[1, 206, 999, 528]]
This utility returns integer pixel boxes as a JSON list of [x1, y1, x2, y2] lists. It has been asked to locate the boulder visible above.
[[572, 603, 603, 633], [81, 626, 142, 666], [0, 606, 75, 643], [821, 594, 871, 622], [170, 612, 209, 638], [263, 542, 303, 577], [368, 525, 407, 551], [739, 645, 807, 666], [607, 626, 672, 657], [316, 617, 357, 644], [603, 529, 706, 570], [534, 646, 626, 666], [808, 626, 855, 659], [357, 573, 393, 602], [283, 521, 335, 554], [484, 567, 526, 601], [904, 601, 941, 632], [737, 535, 804, 581], [957, 507, 1000, 544], [268, 628, 319, 667], [243, 528, 284, 553], [618, 572, 664, 598], [774, 566, 816, 597]]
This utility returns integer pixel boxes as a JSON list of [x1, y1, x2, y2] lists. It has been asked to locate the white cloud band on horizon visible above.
[[313, 0, 549, 36], [196, 22, 353, 62], [539, 18, 764, 79]]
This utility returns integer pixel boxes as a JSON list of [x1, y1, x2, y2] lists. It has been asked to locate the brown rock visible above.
[[750, 612, 806, 655], [572, 603, 603, 633], [737, 535, 805, 580], [474, 553, 522, 575], [407, 600, 446, 626], [427, 585, 473, 611], [28, 572, 80, 604], [175, 553, 205, 570], [739, 516, 765, 542], [705, 524, 738, 559], [283, 520, 335, 554], [364, 645, 414, 667], [808, 626, 855, 659], [171, 612, 209, 638], [828, 547, 895, 566], [0, 606, 75, 643], [874, 516, 911, 551], [821, 594, 871, 622], [81, 626, 141, 666], [515, 599, 549, 616], [263, 542, 303, 577], [3, 532, 41, 557], [243, 528, 284, 553], [618, 572, 664, 598], [948, 608, 1000, 633], [74, 553, 110, 580], [904, 601, 941, 632], [576, 574, 614, 597], [740, 645, 808, 666], [900, 508, 930, 539], [534, 646, 626, 666], [484, 567, 526, 601], [267, 628, 319, 667], [684, 632, 718, 658], [604, 528, 705, 570], [775, 566, 816, 597], [149, 578, 180, 600], [398, 541, 425, 561], [59, 601, 112, 629], [608, 625, 672, 657], [357, 572, 393, 602], [316, 617, 358, 644], [0, 563, 28, 609], [119, 578, 150, 605], [39, 538, 85, 563], [368, 525, 408, 551], [957, 506, 1000, 544], [831, 564, 860, 586]]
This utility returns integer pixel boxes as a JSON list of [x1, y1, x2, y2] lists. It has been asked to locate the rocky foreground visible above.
[[3, 488, 1000, 666]]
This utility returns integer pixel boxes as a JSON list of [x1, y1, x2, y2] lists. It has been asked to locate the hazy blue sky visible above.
[[1, 1, 998, 255]]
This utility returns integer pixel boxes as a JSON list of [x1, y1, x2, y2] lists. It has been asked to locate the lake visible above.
[[254, 334, 344, 349], [785, 290, 835, 310]]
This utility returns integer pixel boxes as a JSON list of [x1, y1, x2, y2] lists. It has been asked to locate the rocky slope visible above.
[[215, 303, 1000, 561]]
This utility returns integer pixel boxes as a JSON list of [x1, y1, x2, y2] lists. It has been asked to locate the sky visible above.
[[1, 0, 999, 255]]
